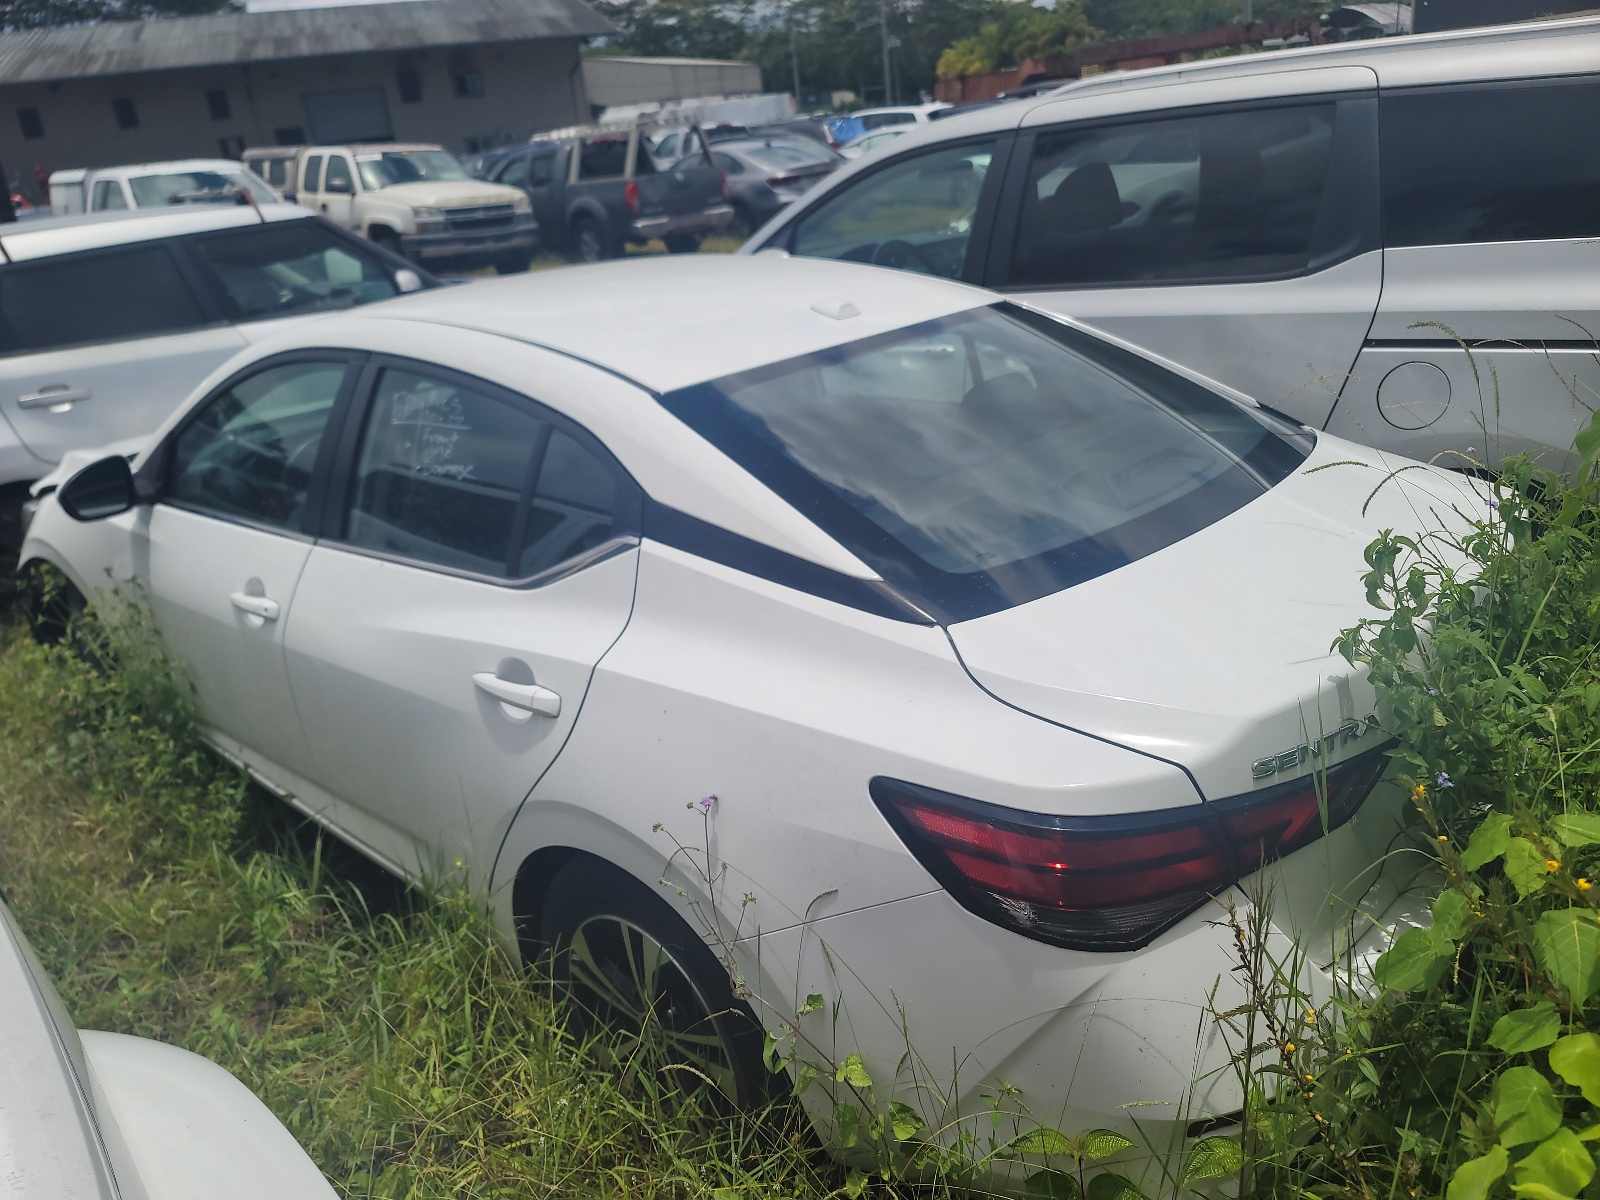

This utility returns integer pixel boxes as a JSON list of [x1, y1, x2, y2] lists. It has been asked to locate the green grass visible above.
[[0, 617, 835, 1200]]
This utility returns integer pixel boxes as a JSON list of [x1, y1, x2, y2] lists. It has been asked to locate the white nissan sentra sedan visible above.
[[19, 256, 1475, 1142], [1, 897, 336, 1200]]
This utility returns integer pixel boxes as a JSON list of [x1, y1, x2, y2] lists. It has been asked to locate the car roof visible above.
[[337, 254, 996, 394], [88, 159, 256, 178], [0, 203, 311, 263], [311, 143, 445, 155]]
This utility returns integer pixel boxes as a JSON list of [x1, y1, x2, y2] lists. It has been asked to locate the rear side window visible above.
[[790, 140, 996, 280], [861, 112, 916, 130], [1008, 102, 1337, 288], [0, 245, 206, 355], [90, 179, 127, 211], [1382, 77, 1600, 247], [345, 368, 622, 579], [302, 155, 323, 193], [168, 361, 348, 531], [184, 221, 400, 321], [579, 137, 629, 179]]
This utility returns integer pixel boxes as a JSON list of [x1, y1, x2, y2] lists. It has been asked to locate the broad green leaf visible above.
[[1553, 814, 1600, 849], [1512, 1128, 1596, 1198], [835, 1052, 872, 1089], [888, 1101, 926, 1142], [1024, 1170, 1080, 1200], [1495, 1066, 1563, 1148], [843, 1168, 869, 1198], [793, 1063, 818, 1096], [1551, 1034, 1600, 1106], [1081, 1129, 1136, 1160], [763, 1030, 784, 1073], [835, 1103, 862, 1149], [1576, 405, 1600, 473], [1448, 1146, 1509, 1200], [797, 992, 825, 1015], [1490, 1002, 1563, 1054], [1374, 926, 1451, 991], [1506, 837, 1553, 898], [1434, 889, 1476, 941], [1179, 1136, 1244, 1186], [1463, 812, 1515, 871], [1534, 910, 1600, 1004], [1578, 1125, 1600, 1143], [1085, 1173, 1148, 1200], [1009, 1128, 1076, 1158]]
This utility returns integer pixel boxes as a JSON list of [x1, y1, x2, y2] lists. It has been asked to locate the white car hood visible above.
[[947, 436, 1485, 799]]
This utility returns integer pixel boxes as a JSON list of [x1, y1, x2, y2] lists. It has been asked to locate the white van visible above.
[[49, 160, 280, 215], [749, 16, 1600, 472]]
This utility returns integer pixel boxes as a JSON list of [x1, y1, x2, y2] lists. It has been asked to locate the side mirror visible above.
[[394, 267, 424, 293], [58, 455, 136, 522]]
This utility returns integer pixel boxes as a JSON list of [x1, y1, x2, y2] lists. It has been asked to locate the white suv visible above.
[[750, 16, 1600, 472], [0, 204, 432, 547]]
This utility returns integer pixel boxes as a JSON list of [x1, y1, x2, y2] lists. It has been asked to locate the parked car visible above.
[[824, 103, 951, 149], [650, 118, 836, 168], [1, 896, 336, 1200], [242, 146, 305, 201], [50, 160, 280, 215], [837, 127, 910, 158], [290, 143, 538, 274], [0, 204, 435, 548], [483, 124, 733, 261], [706, 137, 843, 236], [746, 16, 1600, 472], [23, 254, 1477, 1148]]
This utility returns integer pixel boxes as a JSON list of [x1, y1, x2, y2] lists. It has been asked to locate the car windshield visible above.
[[185, 220, 401, 320], [130, 170, 276, 207], [355, 150, 469, 189], [746, 142, 838, 171], [660, 305, 1310, 621]]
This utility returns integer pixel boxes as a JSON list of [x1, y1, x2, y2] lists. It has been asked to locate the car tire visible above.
[[570, 217, 612, 264], [728, 203, 757, 241], [540, 855, 772, 1107], [664, 234, 702, 255], [369, 226, 408, 263], [493, 251, 534, 275], [18, 559, 87, 647]]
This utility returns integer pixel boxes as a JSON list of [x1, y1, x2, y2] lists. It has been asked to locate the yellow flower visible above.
[[1412, 784, 1427, 802], [1305, 1010, 1317, 1023], [1548, 859, 1562, 872], [1305, 1073, 1315, 1083], [1285, 1042, 1296, 1053], [1437, 835, 1449, 842], [1580, 878, 1593, 892]]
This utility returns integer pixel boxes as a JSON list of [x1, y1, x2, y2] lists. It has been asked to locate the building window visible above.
[[17, 107, 42, 140], [218, 135, 245, 159], [112, 98, 139, 130], [396, 68, 422, 104], [452, 71, 485, 99], [206, 89, 231, 121], [274, 125, 304, 145]]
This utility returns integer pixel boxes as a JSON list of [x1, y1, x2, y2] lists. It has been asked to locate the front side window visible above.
[[789, 140, 995, 280], [345, 369, 622, 579], [168, 361, 347, 531], [0, 245, 206, 355], [1382, 77, 1600, 247], [661, 305, 1308, 621], [185, 221, 401, 321], [1008, 102, 1337, 289], [354, 150, 469, 190], [90, 179, 127, 211], [323, 156, 354, 194], [129, 169, 276, 207]]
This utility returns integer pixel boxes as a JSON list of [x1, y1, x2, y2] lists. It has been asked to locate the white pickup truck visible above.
[[292, 143, 539, 274], [49, 159, 279, 214]]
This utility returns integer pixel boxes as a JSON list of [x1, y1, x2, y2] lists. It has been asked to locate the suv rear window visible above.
[[660, 305, 1309, 622], [184, 220, 401, 321], [0, 245, 206, 355], [1381, 76, 1600, 247]]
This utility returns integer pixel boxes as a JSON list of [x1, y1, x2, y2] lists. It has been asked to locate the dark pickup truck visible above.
[[481, 124, 734, 262]]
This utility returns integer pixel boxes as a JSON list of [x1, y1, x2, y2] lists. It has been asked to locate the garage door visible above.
[[304, 89, 393, 143]]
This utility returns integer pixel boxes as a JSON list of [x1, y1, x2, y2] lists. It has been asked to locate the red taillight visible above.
[[871, 747, 1389, 952], [623, 179, 641, 214], [719, 169, 729, 201]]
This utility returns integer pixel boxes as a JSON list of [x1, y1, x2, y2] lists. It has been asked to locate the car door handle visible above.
[[17, 386, 92, 410], [229, 592, 281, 621], [473, 672, 561, 718]]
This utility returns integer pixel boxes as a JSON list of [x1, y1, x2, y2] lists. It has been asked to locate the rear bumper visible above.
[[629, 204, 734, 241], [400, 218, 539, 267]]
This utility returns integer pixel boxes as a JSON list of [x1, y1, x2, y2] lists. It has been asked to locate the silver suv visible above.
[[0, 204, 432, 549], [744, 16, 1600, 471]]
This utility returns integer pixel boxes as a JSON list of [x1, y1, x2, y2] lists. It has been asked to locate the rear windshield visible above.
[[660, 305, 1309, 622], [130, 170, 276, 207], [746, 142, 838, 171]]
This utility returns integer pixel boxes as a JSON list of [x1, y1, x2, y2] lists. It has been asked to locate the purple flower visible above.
[[1436, 772, 1454, 789], [697, 795, 718, 812]]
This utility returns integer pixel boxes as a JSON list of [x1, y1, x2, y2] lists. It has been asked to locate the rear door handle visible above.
[[473, 672, 561, 718], [229, 592, 281, 621], [17, 386, 92, 410]]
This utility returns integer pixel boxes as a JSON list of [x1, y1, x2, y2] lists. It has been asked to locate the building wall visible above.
[[0, 36, 588, 199], [581, 56, 762, 109]]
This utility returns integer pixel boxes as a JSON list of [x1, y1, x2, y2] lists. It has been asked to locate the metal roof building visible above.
[[0, 0, 615, 199]]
